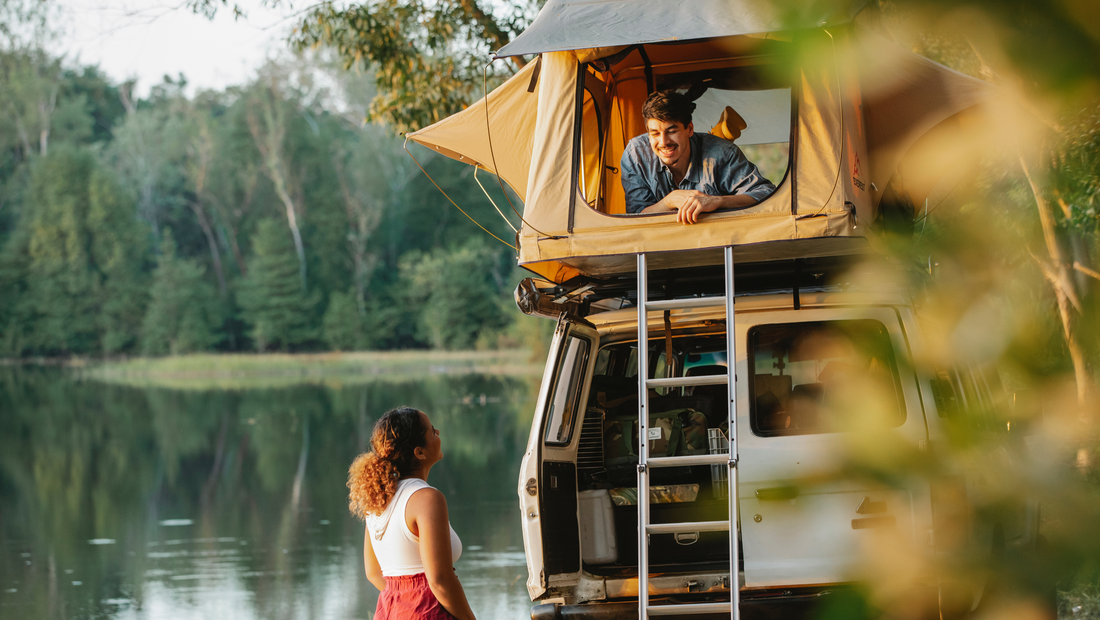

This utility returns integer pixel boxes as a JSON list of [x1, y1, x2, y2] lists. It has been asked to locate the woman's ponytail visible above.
[[347, 407, 427, 518]]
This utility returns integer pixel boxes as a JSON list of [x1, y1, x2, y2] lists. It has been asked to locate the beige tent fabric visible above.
[[406, 59, 541, 199], [523, 51, 580, 233]]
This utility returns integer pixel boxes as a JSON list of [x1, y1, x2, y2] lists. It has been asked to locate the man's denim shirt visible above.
[[620, 132, 776, 214]]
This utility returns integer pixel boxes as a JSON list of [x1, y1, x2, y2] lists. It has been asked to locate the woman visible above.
[[348, 407, 476, 620]]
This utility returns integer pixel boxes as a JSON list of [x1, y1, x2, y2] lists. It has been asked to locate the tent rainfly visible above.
[[407, 0, 996, 283]]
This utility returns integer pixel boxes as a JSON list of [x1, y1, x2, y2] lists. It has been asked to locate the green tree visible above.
[[237, 218, 319, 351], [398, 240, 511, 349], [141, 229, 220, 355], [88, 166, 149, 352], [16, 148, 148, 354], [321, 288, 365, 351]]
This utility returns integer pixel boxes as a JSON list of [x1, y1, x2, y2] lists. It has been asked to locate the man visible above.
[[621, 90, 775, 224]]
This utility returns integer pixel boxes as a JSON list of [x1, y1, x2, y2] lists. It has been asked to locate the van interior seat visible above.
[[684, 364, 729, 428], [789, 382, 825, 430]]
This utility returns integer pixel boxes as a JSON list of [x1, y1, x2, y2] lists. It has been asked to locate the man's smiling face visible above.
[[646, 118, 694, 169]]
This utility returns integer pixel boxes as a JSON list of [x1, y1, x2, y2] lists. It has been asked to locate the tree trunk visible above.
[[205, 193, 248, 277], [247, 87, 308, 291], [1020, 154, 1089, 405], [37, 88, 55, 157], [271, 173, 308, 292], [190, 200, 227, 297]]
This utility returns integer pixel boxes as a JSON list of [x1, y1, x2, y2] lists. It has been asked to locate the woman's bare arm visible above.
[[407, 488, 477, 620], [363, 526, 386, 591]]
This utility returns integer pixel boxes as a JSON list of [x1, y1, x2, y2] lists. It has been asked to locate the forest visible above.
[[0, 0, 1096, 380], [0, 45, 533, 357]]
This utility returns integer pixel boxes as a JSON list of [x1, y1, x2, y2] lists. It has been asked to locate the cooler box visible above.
[[578, 489, 618, 564]]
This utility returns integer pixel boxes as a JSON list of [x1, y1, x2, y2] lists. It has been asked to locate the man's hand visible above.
[[672, 190, 720, 224], [638, 190, 757, 222]]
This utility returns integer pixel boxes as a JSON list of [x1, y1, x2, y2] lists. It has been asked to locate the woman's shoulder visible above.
[[405, 483, 447, 514]]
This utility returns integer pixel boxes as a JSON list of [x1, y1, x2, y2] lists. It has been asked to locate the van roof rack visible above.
[[516, 253, 865, 321]]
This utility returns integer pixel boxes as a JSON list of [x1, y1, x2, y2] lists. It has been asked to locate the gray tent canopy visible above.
[[495, 0, 868, 58]]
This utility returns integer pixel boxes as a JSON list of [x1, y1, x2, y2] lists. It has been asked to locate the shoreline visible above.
[[2, 350, 544, 390]]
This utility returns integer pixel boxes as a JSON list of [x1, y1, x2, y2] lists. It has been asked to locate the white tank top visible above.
[[365, 478, 463, 577]]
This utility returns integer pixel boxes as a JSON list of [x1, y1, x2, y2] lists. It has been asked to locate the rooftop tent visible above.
[[406, 2, 996, 284]]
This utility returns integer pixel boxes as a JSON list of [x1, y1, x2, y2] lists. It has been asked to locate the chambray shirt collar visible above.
[[657, 134, 705, 189]]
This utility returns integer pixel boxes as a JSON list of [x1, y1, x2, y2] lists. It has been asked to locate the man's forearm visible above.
[[712, 194, 758, 210], [638, 193, 756, 215], [638, 200, 675, 214]]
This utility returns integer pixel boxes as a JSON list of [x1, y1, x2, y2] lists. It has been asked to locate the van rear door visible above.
[[736, 308, 930, 587], [518, 316, 598, 599]]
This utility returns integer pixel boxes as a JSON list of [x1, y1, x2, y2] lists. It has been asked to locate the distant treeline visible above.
[[0, 52, 542, 357]]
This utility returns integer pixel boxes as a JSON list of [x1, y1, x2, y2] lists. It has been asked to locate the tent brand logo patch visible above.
[[851, 152, 866, 191]]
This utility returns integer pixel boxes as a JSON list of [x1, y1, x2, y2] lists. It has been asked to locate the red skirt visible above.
[[375, 573, 457, 620]]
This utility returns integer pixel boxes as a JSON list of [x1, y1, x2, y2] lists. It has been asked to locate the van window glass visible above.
[[684, 350, 728, 375], [593, 348, 611, 377], [544, 335, 591, 445], [749, 320, 903, 436], [938, 364, 1008, 432]]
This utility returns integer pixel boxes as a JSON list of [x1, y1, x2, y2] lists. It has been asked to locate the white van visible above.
[[514, 253, 1040, 620]]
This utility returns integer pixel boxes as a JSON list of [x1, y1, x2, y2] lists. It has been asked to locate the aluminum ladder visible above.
[[635, 247, 740, 619]]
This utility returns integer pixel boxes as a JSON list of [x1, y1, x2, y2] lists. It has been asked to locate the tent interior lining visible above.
[[579, 36, 797, 216]]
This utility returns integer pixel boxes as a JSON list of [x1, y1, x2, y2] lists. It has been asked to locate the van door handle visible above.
[[674, 532, 699, 545], [755, 486, 799, 501]]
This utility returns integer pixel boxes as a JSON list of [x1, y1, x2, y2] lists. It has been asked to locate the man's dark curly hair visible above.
[[642, 90, 696, 127]]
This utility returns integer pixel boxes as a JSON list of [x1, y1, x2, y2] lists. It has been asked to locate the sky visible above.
[[60, 0, 303, 97]]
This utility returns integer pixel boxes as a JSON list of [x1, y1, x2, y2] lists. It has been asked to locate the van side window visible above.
[[932, 365, 1009, 432], [545, 335, 591, 445], [749, 320, 903, 436]]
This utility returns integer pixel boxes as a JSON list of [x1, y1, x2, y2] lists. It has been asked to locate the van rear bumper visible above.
[[530, 589, 835, 620]]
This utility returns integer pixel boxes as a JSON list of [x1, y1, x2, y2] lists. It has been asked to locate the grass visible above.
[[77, 350, 543, 390]]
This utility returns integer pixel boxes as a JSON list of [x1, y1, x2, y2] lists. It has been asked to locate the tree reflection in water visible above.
[[0, 366, 537, 619]]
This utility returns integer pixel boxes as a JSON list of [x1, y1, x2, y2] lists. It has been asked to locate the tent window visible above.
[[577, 41, 794, 216]]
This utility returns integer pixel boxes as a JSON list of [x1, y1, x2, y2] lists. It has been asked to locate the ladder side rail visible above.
[[636, 253, 651, 620], [724, 246, 741, 620]]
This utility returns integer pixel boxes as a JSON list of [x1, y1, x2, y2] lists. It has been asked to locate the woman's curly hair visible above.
[[348, 406, 428, 519]]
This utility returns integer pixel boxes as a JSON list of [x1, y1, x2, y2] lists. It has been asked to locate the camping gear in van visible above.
[[604, 408, 709, 465], [608, 484, 700, 507]]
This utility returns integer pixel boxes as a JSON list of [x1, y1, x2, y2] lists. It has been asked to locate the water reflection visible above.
[[0, 366, 537, 619]]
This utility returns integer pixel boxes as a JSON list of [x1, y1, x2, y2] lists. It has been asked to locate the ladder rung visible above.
[[646, 520, 730, 534], [644, 297, 726, 311], [647, 453, 729, 468], [647, 602, 733, 616], [645, 375, 727, 389]]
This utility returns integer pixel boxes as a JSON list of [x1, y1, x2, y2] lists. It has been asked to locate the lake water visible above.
[[0, 366, 540, 619]]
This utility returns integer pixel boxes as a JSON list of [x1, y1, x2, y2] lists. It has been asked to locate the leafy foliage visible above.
[[142, 230, 221, 355], [237, 219, 321, 351], [288, 0, 537, 133], [2, 149, 148, 355], [398, 240, 512, 350]]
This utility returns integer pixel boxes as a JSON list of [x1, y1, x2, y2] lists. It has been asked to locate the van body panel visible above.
[[735, 306, 929, 587], [521, 318, 570, 599], [521, 317, 601, 598]]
